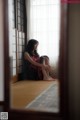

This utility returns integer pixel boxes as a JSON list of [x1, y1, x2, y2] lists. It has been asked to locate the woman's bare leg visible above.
[[41, 58, 54, 80], [41, 58, 49, 80]]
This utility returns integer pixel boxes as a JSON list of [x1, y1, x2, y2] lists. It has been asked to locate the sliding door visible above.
[[8, 0, 26, 82]]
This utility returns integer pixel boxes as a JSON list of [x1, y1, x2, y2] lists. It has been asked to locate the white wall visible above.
[[68, 4, 80, 120], [8, 0, 14, 56], [0, 1, 80, 119], [8, 0, 17, 76], [0, 0, 4, 101]]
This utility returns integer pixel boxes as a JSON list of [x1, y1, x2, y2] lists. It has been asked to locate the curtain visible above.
[[26, 0, 60, 66]]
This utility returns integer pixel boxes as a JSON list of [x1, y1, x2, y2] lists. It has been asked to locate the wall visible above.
[[0, 1, 80, 120], [68, 4, 80, 120], [0, 0, 4, 101], [8, 0, 17, 76]]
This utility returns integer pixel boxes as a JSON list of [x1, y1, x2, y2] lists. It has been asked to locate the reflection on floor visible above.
[[11, 80, 59, 111]]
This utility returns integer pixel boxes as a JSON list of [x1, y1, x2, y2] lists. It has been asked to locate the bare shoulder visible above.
[[25, 52, 30, 56], [24, 52, 29, 55], [24, 52, 30, 58]]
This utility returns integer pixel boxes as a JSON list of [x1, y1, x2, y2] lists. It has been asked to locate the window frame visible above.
[[3, 0, 69, 119]]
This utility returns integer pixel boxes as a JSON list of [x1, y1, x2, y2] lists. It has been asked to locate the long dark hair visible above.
[[25, 39, 39, 57]]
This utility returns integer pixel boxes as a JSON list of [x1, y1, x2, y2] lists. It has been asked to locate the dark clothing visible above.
[[22, 52, 43, 80]]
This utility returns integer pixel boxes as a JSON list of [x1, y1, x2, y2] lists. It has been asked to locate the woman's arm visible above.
[[24, 52, 43, 68]]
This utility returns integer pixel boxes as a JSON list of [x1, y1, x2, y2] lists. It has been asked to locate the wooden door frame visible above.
[[3, 0, 69, 120]]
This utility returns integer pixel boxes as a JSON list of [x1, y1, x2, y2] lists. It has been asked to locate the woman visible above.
[[22, 39, 54, 80]]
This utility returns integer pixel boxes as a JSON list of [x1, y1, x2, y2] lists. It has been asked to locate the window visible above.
[[27, 0, 61, 66], [14, 0, 26, 75], [8, 0, 26, 78], [14, 0, 25, 32]]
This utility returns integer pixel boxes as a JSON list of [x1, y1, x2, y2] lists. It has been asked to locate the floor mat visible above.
[[25, 82, 59, 113]]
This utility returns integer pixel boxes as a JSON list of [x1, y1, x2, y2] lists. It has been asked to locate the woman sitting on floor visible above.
[[22, 39, 54, 80]]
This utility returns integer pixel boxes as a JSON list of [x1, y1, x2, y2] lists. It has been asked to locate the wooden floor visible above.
[[10, 80, 58, 109]]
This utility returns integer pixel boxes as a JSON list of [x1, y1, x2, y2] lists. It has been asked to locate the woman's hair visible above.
[[25, 39, 39, 56]]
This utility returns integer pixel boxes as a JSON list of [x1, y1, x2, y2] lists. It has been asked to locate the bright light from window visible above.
[[27, 0, 61, 65]]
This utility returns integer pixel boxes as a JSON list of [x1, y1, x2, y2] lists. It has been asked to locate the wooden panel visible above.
[[11, 75, 18, 83]]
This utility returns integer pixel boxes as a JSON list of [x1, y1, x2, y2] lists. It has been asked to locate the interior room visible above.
[[0, 0, 80, 120], [8, 0, 60, 111]]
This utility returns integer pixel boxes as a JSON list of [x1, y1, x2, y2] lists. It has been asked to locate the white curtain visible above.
[[26, 0, 61, 66]]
